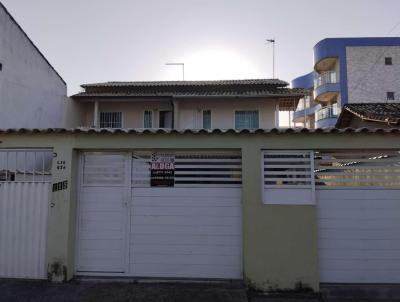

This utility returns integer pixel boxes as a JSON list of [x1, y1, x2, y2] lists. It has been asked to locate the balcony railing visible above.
[[295, 96, 311, 112], [316, 104, 339, 121], [314, 71, 338, 88]]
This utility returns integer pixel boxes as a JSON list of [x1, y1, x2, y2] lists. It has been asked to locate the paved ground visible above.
[[0, 280, 248, 302], [2, 280, 400, 302]]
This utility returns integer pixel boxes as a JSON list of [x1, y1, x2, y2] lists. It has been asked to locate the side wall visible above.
[[346, 46, 400, 104], [0, 5, 66, 128]]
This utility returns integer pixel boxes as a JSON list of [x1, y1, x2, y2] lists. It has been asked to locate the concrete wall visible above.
[[0, 4, 66, 128], [2, 131, 400, 290], [346, 46, 400, 104], [71, 98, 278, 129]]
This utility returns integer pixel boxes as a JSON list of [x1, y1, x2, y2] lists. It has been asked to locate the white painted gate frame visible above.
[[74, 152, 132, 276], [261, 150, 316, 205], [74, 150, 244, 278]]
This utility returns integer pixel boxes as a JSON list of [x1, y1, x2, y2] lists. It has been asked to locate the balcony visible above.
[[315, 104, 339, 128], [293, 96, 319, 123], [314, 71, 340, 103], [314, 71, 338, 88]]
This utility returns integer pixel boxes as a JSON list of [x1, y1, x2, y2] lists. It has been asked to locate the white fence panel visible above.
[[0, 182, 49, 279]]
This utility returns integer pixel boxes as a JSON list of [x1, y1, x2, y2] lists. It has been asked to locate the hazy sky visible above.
[[3, 0, 400, 95]]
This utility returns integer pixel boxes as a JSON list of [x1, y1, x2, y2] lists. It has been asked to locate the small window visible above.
[[385, 57, 393, 65], [0, 63, 2, 71], [143, 110, 153, 128], [159, 111, 173, 128], [99, 112, 122, 128], [234, 110, 259, 129], [202, 110, 211, 129], [387, 92, 395, 101]]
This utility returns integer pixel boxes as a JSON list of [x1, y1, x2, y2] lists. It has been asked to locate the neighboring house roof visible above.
[[0, 2, 66, 85], [81, 79, 289, 88], [73, 80, 305, 111], [336, 103, 400, 128], [1, 127, 399, 135]]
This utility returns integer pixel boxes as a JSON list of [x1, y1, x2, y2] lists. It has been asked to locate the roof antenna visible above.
[[266, 38, 276, 79], [166, 63, 185, 81]]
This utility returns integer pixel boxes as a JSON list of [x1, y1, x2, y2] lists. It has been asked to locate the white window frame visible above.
[[202, 109, 212, 129], [143, 110, 153, 128], [99, 111, 123, 128], [234, 110, 260, 129]]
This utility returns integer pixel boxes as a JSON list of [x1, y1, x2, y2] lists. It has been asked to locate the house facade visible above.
[[0, 2, 67, 128], [0, 129, 400, 291], [67, 79, 304, 130], [292, 37, 400, 128]]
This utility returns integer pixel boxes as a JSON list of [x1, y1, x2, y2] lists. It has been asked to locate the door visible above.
[[76, 152, 130, 274]]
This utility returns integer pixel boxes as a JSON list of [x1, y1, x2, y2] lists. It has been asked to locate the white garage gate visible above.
[[315, 150, 400, 283], [76, 151, 243, 279], [261, 149, 400, 284]]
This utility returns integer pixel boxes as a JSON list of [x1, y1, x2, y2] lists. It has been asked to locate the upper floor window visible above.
[[387, 91, 395, 101], [385, 57, 393, 65], [235, 110, 259, 129], [99, 112, 122, 128], [202, 110, 212, 129], [143, 110, 153, 128], [159, 110, 173, 128]]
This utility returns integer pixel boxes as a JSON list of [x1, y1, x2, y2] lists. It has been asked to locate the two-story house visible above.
[[292, 37, 400, 128], [67, 79, 305, 129]]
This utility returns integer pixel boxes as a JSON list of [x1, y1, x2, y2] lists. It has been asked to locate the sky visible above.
[[2, 0, 400, 95]]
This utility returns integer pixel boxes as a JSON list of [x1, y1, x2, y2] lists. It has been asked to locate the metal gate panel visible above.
[[0, 149, 52, 279], [0, 182, 50, 279]]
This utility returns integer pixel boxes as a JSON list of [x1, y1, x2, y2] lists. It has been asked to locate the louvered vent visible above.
[[82, 153, 126, 185], [132, 151, 241, 188]]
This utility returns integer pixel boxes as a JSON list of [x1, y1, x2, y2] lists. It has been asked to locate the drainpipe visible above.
[[93, 100, 99, 128]]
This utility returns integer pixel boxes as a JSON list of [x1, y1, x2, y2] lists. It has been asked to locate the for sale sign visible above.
[[150, 153, 175, 187]]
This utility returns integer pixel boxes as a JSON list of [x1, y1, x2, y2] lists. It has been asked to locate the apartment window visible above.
[[234, 110, 259, 129], [99, 112, 122, 128], [159, 110, 173, 128], [202, 110, 212, 129], [387, 91, 395, 101], [143, 110, 153, 128], [385, 57, 393, 65]]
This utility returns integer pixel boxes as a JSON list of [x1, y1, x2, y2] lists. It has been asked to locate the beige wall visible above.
[[177, 98, 277, 129], [82, 100, 173, 128], [2, 131, 399, 290], [70, 98, 278, 129]]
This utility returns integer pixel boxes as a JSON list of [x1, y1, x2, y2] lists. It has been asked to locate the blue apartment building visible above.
[[292, 37, 400, 128]]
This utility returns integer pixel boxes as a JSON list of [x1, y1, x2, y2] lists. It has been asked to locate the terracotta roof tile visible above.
[[336, 103, 400, 127], [1, 127, 399, 135]]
